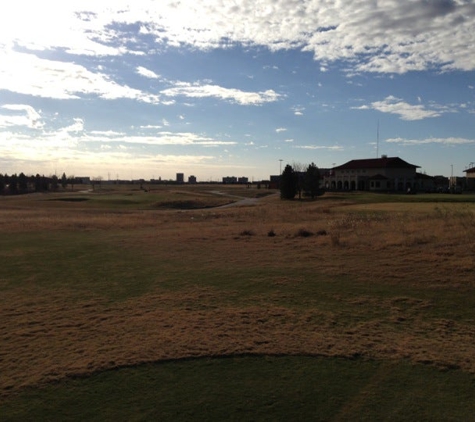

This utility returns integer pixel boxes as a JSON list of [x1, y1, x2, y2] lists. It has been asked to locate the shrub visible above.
[[240, 229, 254, 236], [296, 228, 313, 237], [330, 231, 341, 246]]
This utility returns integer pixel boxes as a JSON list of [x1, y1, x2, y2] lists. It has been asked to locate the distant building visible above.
[[450, 176, 465, 192], [324, 156, 420, 192], [415, 172, 435, 192], [74, 177, 91, 184], [176, 173, 184, 184], [188, 175, 197, 184], [464, 166, 475, 191], [222, 176, 249, 184], [222, 176, 237, 184], [269, 175, 280, 189], [433, 175, 450, 192]]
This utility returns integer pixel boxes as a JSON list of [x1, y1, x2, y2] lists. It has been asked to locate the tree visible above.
[[68, 175, 75, 191], [280, 164, 297, 200], [18, 172, 28, 193], [61, 172, 68, 189], [92, 176, 103, 191], [303, 162, 321, 199], [8, 174, 18, 194], [292, 161, 306, 199], [0, 174, 5, 194], [34, 174, 43, 192], [50, 174, 59, 191]]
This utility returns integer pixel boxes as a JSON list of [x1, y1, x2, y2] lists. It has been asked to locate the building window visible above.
[[376, 181, 380, 188]]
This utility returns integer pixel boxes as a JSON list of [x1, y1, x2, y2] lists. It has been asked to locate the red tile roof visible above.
[[334, 157, 419, 170]]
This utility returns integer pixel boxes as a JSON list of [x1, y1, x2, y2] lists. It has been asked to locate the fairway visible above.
[[1, 186, 475, 420]]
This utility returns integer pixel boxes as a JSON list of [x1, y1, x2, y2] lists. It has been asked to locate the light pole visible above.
[[450, 164, 454, 190], [279, 159, 283, 174]]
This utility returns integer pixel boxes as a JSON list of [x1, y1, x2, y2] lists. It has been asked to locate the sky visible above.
[[1, 0, 475, 181]]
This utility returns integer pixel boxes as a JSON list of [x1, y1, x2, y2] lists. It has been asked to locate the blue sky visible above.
[[1, 1, 475, 181]]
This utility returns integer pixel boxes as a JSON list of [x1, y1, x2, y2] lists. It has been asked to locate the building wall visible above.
[[466, 178, 475, 191], [325, 166, 417, 192]]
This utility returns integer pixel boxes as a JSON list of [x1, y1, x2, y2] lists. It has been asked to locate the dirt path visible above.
[[210, 191, 278, 208]]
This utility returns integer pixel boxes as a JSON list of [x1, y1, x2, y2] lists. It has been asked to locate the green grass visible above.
[[2, 356, 475, 421], [2, 229, 475, 320], [2, 189, 475, 419], [38, 184, 275, 210], [322, 191, 475, 205]]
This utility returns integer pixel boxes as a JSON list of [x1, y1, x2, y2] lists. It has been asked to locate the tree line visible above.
[[0, 172, 76, 195], [280, 162, 322, 200]]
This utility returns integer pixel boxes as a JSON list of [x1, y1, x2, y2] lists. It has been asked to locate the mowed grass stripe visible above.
[[2, 356, 475, 421]]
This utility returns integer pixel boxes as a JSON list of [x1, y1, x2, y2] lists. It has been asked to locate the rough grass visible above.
[[1, 187, 475, 418], [4, 356, 475, 421]]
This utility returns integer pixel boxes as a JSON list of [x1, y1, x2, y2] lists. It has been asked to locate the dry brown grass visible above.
[[1, 192, 475, 397]]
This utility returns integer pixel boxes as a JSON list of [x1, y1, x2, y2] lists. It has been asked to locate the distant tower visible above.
[[376, 119, 380, 158], [176, 173, 184, 184]]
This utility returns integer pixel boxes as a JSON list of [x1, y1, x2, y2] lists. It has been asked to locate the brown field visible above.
[[1, 188, 475, 398]]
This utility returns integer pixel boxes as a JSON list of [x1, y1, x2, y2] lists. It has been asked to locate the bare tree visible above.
[[92, 176, 103, 191]]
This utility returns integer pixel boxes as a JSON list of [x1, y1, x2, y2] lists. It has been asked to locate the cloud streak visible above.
[[0, 104, 44, 129], [0, 50, 160, 103], [386, 136, 475, 146], [354, 96, 448, 120], [295, 145, 344, 151], [2, 2, 474, 74], [160, 83, 281, 105]]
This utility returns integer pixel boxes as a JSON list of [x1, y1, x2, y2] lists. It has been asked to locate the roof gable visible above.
[[334, 157, 419, 170], [415, 172, 434, 180]]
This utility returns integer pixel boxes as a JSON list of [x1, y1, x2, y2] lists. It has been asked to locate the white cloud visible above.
[[0, 104, 43, 129], [161, 83, 281, 105], [0, 123, 235, 176], [292, 106, 305, 116], [136, 66, 160, 79], [354, 96, 444, 120], [0, 50, 160, 103], [92, 132, 237, 147], [276, 127, 287, 133], [1, 1, 475, 74], [90, 130, 126, 136], [62, 118, 84, 133], [386, 137, 475, 146], [140, 125, 162, 129], [296, 145, 344, 150]]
